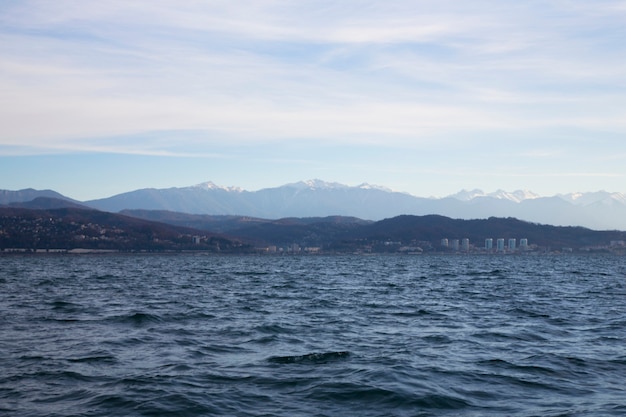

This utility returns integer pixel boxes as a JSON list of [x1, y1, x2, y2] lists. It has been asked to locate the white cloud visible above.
[[1, 0, 626, 156]]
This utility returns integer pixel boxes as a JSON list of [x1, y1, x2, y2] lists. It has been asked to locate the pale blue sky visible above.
[[1, 1, 625, 200]]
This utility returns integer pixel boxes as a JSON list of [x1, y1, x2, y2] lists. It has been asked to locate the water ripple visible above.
[[1, 254, 625, 416]]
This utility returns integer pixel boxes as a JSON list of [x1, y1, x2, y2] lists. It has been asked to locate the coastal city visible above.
[[441, 237, 529, 253], [255, 236, 626, 255], [2, 206, 626, 255]]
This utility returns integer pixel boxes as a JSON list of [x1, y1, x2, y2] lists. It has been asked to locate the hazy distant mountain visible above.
[[119, 209, 370, 234], [84, 182, 253, 214], [0, 188, 78, 205], [3, 181, 626, 230], [7, 197, 89, 210], [86, 180, 428, 220], [440, 189, 626, 230], [447, 189, 541, 203], [82, 181, 626, 230], [556, 191, 626, 206]]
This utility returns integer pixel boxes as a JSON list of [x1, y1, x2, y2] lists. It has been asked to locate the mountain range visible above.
[[2, 180, 626, 230]]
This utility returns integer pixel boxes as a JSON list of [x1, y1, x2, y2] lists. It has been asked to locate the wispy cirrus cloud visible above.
[[1, 0, 626, 157]]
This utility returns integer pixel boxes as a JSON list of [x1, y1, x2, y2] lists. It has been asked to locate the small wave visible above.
[[67, 354, 117, 364], [32, 388, 94, 404], [465, 269, 503, 277], [472, 330, 547, 343], [413, 393, 472, 410], [392, 308, 442, 318], [268, 351, 350, 364], [307, 383, 471, 410], [24, 369, 97, 383], [233, 271, 270, 276], [18, 354, 49, 362], [157, 363, 193, 372], [422, 334, 453, 344], [245, 334, 280, 345], [134, 393, 218, 415], [194, 344, 250, 355], [89, 273, 117, 280], [109, 312, 164, 326], [255, 323, 295, 335], [50, 300, 82, 312], [479, 358, 558, 376], [507, 306, 550, 319], [86, 393, 140, 411], [611, 357, 626, 366]]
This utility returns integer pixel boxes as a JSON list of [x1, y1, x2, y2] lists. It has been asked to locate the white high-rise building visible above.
[[508, 238, 516, 251], [485, 238, 493, 250], [497, 238, 505, 252], [520, 238, 528, 250], [461, 238, 470, 251]]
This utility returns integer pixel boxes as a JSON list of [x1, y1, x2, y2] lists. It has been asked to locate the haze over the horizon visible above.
[[1, 1, 625, 201]]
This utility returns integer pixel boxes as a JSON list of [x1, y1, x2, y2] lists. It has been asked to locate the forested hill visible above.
[[0, 206, 248, 252], [349, 215, 626, 251], [122, 210, 626, 252], [2, 203, 626, 253]]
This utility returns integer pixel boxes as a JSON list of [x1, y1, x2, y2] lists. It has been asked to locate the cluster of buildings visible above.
[[441, 237, 529, 252]]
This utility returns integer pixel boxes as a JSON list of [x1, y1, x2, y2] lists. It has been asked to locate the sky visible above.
[[1, 1, 626, 201]]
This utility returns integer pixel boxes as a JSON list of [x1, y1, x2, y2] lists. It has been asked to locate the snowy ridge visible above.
[[285, 179, 349, 190], [77, 179, 626, 230], [447, 189, 540, 203], [357, 183, 394, 192], [283, 179, 392, 192], [489, 190, 541, 203], [194, 181, 243, 193], [192, 180, 623, 207], [557, 191, 626, 206], [447, 189, 487, 201]]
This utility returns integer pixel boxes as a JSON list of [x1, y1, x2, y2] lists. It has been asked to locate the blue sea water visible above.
[[0, 253, 625, 416]]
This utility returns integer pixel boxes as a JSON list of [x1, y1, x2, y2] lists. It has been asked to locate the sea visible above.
[[1, 253, 625, 417]]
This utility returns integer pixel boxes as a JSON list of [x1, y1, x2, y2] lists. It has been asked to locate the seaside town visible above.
[[2, 207, 626, 255], [253, 236, 626, 255]]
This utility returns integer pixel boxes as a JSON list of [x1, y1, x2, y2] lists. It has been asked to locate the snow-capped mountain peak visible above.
[[56, 180, 626, 230], [447, 189, 487, 201], [611, 192, 626, 204], [285, 180, 394, 192], [286, 179, 349, 190], [194, 181, 242, 192], [558, 191, 626, 206], [489, 189, 540, 203], [357, 183, 393, 192], [447, 189, 539, 203]]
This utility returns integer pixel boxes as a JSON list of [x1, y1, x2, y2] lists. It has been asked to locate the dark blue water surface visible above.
[[1, 254, 625, 416]]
